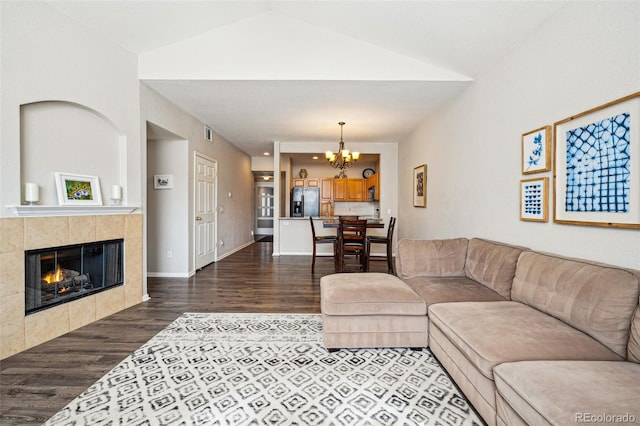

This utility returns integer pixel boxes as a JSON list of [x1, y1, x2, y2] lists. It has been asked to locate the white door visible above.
[[195, 153, 217, 269], [255, 182, 274, 235]]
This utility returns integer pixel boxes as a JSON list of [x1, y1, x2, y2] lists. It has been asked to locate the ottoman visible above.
[[320, 273, 428, 349]]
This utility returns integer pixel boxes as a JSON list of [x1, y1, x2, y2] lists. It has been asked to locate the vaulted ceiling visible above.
[[46, 1, 566, 156]]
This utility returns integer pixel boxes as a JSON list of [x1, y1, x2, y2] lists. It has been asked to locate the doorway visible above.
[[194, 153, 217, 269], [146, 122, 189, 277], [255, 181, 274, 236]]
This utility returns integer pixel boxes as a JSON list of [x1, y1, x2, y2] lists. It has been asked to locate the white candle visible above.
[[111, 185, 122, 200], [25, 182, 39, 203]]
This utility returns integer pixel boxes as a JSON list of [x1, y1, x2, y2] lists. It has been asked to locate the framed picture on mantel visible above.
[[413, 164, 427, 208], [55, 172, 103, 206]]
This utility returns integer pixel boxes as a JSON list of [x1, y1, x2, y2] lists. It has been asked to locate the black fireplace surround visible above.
[[25, 239, 124, 314]]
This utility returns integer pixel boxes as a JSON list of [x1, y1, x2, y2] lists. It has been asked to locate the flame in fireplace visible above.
[[43, 264, 63, 284]]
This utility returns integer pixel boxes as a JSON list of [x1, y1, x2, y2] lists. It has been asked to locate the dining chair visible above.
[[337, 218, 368, 273], [366, 216, 396, 274], [309, 216, 337, 273]]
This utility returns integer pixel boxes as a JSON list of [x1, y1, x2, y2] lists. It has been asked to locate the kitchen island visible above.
[[277, 217, 386, 256]]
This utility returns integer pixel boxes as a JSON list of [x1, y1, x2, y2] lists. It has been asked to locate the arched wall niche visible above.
[[20, 100, 127, 205]]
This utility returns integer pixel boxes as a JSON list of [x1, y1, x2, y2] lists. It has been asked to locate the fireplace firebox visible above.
[[25, 239, 124, 314]]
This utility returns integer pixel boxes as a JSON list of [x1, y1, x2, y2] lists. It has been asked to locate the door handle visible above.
[[195, 216, 202, 221]]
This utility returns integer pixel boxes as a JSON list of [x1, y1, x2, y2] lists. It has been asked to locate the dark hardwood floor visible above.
[[0, 241, 391, 425]]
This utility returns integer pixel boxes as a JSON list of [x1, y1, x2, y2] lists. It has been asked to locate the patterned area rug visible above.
[[45, 313, 483, 425]]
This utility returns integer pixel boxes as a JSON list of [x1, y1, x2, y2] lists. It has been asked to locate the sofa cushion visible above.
[[629, 304, 640, 362], [512, 251, 640, 358], [322, 314, 429, 349], [428, 301, 622, 380], [495, 361, 640, 425], [464, 239, 526, 299], [320, 273, 426, 316], [404, 276, 506, 307], [396, 238, 468, 279]]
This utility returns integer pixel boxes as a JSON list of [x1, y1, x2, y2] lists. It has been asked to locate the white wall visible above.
[[399, 2, 640, 269], [288, 159, 378, 182], [141, 84, 254, 275], [20, 101, 125, 205], [147, 137, 189, 275], [0, 2, 141, 214], [251, 156, 274, 171]]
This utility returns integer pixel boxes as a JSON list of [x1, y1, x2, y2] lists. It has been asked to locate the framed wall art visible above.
[[520, 177, 548, 222], [553, 91, 640, 228], [522, 125, 551, 174], [54, 172, 103, 205], [413, 164, 427, 207], [154, 174, 174, 189]]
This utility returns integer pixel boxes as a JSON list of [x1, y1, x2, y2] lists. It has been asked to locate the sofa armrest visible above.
[[396, 238, 468, 279]]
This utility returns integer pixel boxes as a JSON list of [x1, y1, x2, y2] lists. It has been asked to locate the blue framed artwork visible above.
[[520, 177, 548, 222], [553, 92, 640, 228], [522, 125, 551, 174]]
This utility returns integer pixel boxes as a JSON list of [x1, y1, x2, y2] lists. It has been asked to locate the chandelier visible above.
[[325, 122, 360, 178]]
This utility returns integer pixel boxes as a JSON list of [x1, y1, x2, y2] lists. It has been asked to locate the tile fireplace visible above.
[[25, 239, 124, 314], [0, 214, 143, 360]]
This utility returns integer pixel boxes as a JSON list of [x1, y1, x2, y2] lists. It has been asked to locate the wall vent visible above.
[[204, 126, 213, 142]]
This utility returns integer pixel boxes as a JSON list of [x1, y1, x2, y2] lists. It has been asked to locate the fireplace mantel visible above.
[[6, 205, 139, 217]]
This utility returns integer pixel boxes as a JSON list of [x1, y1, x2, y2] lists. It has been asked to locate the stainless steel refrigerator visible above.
[[291, 187, 320, 217]]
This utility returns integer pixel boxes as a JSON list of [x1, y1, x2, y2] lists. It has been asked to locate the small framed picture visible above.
[[522, 125, 551, 174], [154, 174, 174, 189], [54, 172, 103, 206], [520, 177, 548, 222], [413, 164, 427, 208]]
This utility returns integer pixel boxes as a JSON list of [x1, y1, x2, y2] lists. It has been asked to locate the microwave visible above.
[[367, 185, 376, 201]]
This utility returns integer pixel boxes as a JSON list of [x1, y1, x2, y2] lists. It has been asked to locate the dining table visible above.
[[321, 218, 385, 229], [322, 217, 385, 273]]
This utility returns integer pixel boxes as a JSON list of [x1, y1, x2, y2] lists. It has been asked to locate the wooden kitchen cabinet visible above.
[[320, 201, 333, 217], [333, 178, 365, 201], [320, 178, 333, 200], [365, 173, 380, 201], [292, 178, 319, 188], [347, 178, 365, 201], [333, 179, 347, 201]]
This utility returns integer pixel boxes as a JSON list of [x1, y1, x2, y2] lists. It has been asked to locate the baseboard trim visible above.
[[147, 272, 192, 278], [278, 252, 312, 256], [147, 241, 255, 278], [215, 240, 254, 262]]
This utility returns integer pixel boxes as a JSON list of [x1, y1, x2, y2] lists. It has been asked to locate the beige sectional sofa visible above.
[[395, 238, 640, 426], [397, 238, 525, 306]]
